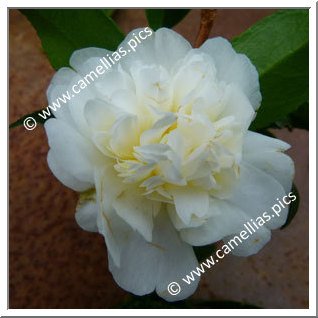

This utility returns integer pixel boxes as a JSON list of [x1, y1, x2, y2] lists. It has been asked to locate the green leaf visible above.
[[9, 109, 54, 129], [287, 101, 309, 130], [20, 9, 124, 70], [101, 9, 116, 17], [274, 101, 309, 130], [281, 184, 300, 229], [115, 293, 261, 308], [231, 9, 309, 130], [146, 9, 190, 31], [254, 101, 308, 131]]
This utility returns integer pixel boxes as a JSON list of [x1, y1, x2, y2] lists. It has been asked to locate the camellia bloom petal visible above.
[[44, 27, 295, 301]]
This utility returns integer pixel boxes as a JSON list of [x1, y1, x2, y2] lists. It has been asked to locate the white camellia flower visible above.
[[44, 28, 294, 301]]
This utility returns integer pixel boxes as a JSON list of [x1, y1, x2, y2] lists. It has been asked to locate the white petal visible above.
[[47, 149, 92, 192], [244, 151, 294, 193], [119, 27, 191, 73], [140, 112, 176, 146], [118, 28, 156, 72], [167, 203, 206, 230], [228, 163, 288, 230], [45, 119, 103, 184], [218, 84, 255, 130], [223, 225, 271, 257], [67, 91, 97, 137], [46, 67, 77, 122], [154, 28, 192, 70], [48, 71, 97, 137], [182, 144, 209, 179], [130, 64, 173, 112], [166, 129, 184, 160], [107, 217, 160, 296], [109, 115, 140, 157], [75, 189, 98, 232], [98, 206, 132, 268], [170, 186, 209, 224], [140, 176, 165, 191], [91, 132, 114, 158], [50, 49, 115, 135], [154, 211, 199, 302], [134, 143, 171, 164], [108, 209, 199, 301], [96, 164, 125, 208], [69, 48, 118, 135], [93, 68, 136, 107], [243, 131, 290, 153], [70, 47, 114, 75], [95, 166, 126, 266], [177, 116, 213, 156], [112, 190, 161, 242], [109, 88, 138, 114], [172, 51, 217, 106], [84, 99, 120, 132], [242, 131, 294, 192], [199, 37, 262, 109], [180, 199, 249, 245]]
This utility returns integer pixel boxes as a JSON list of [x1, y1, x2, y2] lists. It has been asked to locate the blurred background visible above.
[[9, 9, 308, 309]]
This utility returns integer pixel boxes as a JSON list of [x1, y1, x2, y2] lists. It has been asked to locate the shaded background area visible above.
[[9, 9, 308, 309]]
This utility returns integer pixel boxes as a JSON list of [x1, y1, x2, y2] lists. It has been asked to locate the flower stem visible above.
[[194, 9, 217, 48]]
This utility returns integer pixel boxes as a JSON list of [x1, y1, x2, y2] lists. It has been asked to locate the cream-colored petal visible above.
[[170, 186, 209, 224]]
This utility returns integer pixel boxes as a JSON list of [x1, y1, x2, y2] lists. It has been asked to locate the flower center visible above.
[[110, 106, 242, 202], [95, 51, 248, 202]]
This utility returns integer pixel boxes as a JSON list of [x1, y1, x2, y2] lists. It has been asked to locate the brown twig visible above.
[[194, 9, 217, 48]]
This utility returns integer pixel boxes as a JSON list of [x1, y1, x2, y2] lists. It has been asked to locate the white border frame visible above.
[[4, 1, 316, 316]]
